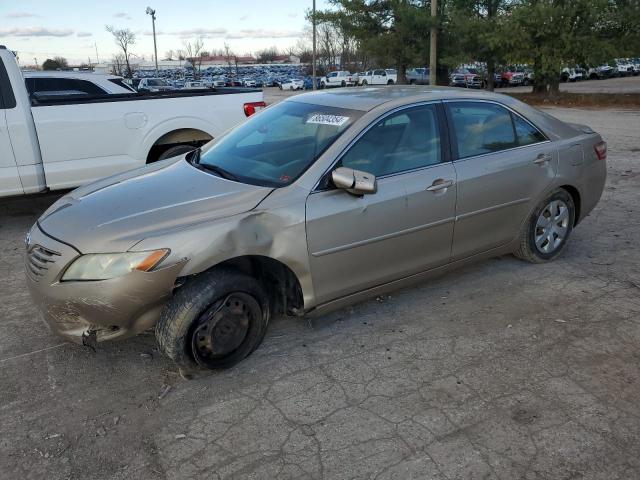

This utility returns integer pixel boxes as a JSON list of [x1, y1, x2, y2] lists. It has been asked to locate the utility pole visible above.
[[34, 57, 38, 70], [429, 0, 437, 86], [312, 0, 317, 90], [95, 42, 100, 64], [146, 7, 159, 76]]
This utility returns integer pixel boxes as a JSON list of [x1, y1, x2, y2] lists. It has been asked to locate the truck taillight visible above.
[[594, 141, 607, 160], [244, 101, 266, 117]]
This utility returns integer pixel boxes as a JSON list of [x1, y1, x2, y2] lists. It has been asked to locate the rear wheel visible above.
[[156, 269, 269, 371], [514, 189, 575, 263], [387, 79, 394, 85], [362, 80, 368, 86], [341, 80, 346, 87], [157, 144, 196, 161]]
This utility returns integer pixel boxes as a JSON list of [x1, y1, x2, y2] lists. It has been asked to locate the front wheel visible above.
[[514, 189, 575, 263], [156, 269, 269, 371]]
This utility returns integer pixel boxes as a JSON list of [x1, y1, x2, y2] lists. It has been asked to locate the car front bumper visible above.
[[24, 224, 186, 344]]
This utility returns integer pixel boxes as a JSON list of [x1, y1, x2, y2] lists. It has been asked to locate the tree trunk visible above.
[[532, 57, 546, 94], [487, 58, 495, 91], [398, 64, 407, 85], [549, 75, 560, 96]]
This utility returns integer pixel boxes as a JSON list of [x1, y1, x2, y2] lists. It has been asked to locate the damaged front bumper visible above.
[[25, 224, 185, 344]]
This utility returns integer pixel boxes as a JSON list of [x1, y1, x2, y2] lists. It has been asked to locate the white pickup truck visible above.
[[0, 46, 265, 198]]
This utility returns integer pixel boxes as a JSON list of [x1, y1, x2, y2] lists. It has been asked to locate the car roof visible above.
[[287, 86, 516, 112]]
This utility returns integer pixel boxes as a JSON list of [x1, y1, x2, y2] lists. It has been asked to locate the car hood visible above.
[[38, 157, 273, 254]]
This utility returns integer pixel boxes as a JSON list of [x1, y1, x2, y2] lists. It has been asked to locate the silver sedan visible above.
[[25, 86, 607, 372]]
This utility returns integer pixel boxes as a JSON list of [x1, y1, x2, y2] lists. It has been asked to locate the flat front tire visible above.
[[514, 189, 575, 263], [156, 269, 269, 371]]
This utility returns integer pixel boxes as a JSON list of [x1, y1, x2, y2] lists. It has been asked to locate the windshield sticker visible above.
[[306, 114, 350, 126]]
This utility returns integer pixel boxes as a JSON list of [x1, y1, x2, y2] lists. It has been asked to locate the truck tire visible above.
[[514, 189, 575, 264], [157, 144, 196, 161], [387, 79, 394, 85], [341, 80, 346, 87], [362, 80, 368, 86], [156, 268, 270, 371]]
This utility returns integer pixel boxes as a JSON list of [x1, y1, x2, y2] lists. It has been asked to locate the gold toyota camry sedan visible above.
[[26, 86, 607, 371]]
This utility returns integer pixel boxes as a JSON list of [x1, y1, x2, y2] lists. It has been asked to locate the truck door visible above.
[[0, 55, 23, 196]]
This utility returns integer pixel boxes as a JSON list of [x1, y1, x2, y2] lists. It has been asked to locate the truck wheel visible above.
[[156, 268, 270, 371], [341, 80, 346, 87], [514, 189, 575, 264], [362, 80, 368, 86], [157, 144, 196, 161], [387, 80, 394, 85]]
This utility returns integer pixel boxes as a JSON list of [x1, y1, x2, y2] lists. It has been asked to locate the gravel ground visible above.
[[1, 105, 639, 480]]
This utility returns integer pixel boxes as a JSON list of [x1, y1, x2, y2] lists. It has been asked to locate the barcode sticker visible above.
[[306, 114, 350, 126]]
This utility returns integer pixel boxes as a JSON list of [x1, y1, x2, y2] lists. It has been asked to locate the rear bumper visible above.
[[25, 224, 185, 343]]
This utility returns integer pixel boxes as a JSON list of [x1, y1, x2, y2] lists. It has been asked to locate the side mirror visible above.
[[331, 167, 377, 196]]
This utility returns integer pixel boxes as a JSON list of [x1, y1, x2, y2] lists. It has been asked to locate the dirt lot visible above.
[[1, 101, 639, 479]]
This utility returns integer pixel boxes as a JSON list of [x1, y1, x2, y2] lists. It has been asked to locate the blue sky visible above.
[[0, 1, 330, 66]]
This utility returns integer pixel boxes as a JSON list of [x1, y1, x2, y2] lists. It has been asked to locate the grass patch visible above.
[[505, 92, 640, 108]]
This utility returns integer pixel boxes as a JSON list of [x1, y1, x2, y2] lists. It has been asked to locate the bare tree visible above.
[[257, 47, 279, 63], [184, 38, 205, 77], [224, 43, 234, 75], [106, 25, 136, 78], [110, 53, 126, 76], [164, 49, 175, 61]]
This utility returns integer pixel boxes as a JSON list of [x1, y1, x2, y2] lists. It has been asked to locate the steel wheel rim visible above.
[[191, 292, 260, 367], [534, 199, 570, 254]]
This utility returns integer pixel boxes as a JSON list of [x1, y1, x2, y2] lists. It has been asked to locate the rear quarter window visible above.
[[0, 58, 17, 109]]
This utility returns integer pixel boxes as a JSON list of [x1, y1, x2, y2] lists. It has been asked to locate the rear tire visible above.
[[157, 144, 196, 161], [514, 189, 575, 263], [156, 268, 269, 371]]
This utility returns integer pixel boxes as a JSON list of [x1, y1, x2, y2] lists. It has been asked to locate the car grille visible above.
[[26, 245, 60, 282]]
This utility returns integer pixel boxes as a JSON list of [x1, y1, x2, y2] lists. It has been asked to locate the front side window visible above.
[[198, 101, 361, 187], [447, 102, 517, 158], [339, 104, 442, 177]]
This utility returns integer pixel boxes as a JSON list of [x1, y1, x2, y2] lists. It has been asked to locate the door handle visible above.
[[534, 153, 552, 165], [426, 179, 454, 192]]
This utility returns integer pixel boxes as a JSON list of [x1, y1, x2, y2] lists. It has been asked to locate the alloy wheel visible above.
[[534, 200, 570, 254]]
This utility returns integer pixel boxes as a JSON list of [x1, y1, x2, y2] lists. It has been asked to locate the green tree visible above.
[[42, 57, 68, 70], [509, 0, 620, 94], [316, 0, 433, 84]]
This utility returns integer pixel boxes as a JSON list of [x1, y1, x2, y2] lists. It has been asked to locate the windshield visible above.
[[148, 79, 167, 86], [197, 101, 362, 187]]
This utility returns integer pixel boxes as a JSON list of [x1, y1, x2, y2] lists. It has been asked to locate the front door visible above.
[[445, 101, 557, 259], [306, 103, 456, 305]]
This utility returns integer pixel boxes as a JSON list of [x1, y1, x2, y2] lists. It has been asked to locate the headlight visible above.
[[61, 249, 169, 281]]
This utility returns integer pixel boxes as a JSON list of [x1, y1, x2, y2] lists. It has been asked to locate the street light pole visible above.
[[429, 0, 437, 86], [146, 7, 159, 76], [312, 0, 317, 90]]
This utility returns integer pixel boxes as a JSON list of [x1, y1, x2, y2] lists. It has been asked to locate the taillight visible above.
[[594, 141, 607, 160], [243, 101, 266, 117]]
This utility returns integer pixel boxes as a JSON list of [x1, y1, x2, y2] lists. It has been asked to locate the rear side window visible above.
[[340, 104, 442, 177], [0, 58, 17, 109], [25, 77, 106, 96], [447, 102, 517, 158], [512, 114, 546, 146], [107, 78, 135, 92]]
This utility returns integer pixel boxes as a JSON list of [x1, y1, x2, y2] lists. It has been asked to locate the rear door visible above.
[[0, 57, 23, 196], [306, 103, 456, 304], [445, 100, 557, 259]]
